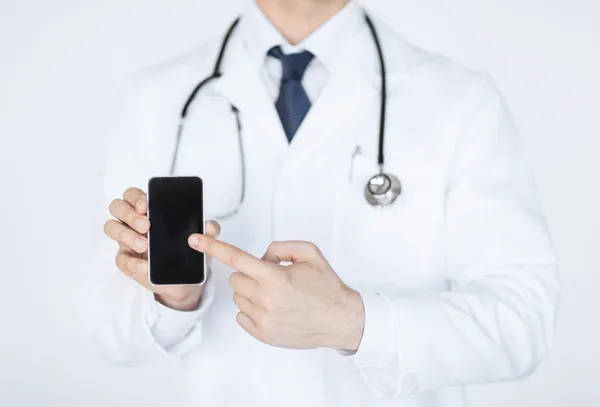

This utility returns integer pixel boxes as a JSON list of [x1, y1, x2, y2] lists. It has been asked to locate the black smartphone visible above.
[[147, 176, 205, 285]]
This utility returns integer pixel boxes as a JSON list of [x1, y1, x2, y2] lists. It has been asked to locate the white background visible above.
[[0, 0, 598, 405]]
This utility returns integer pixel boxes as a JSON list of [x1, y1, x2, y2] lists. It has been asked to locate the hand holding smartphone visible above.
[[148, 176, 206, 286]]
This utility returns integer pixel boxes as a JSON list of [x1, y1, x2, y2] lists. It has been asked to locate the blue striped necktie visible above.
[[268, 46, 315, 142]]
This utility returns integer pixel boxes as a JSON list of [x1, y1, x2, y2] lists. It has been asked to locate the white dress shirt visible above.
[[246, 0, 362, 103]]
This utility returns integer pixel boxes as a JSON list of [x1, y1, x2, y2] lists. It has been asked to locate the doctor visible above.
[[83, 0, 560, 406]]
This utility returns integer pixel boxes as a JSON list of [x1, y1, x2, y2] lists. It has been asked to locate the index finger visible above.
[[188, 234, 271, 279], [123, 187, 147, 214]]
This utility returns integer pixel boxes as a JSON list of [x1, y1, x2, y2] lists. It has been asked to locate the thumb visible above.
[[203, 220, 221, 266], [261, 241, 322, 265], [205, 220, 221, 239]]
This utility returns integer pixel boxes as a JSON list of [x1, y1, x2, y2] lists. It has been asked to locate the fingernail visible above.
[[137, 262, 147, 274], [189, 235, 199, 247], [135, 218, 149, 230], [135, 238, 146, 249]]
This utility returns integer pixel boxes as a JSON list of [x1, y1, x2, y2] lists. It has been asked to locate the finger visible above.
[[232, 292, 265, 322], [118, 242, 147, 260], [205, 220, 221, 239], [261, 241, 321, 264], [115, 250, 153, 289], [188, 234, 272, 279], [202, 221, 221, 267], [123, 187, 147, 215], [236, 311, 258, 337], [108, 199, 150, 234], [104, 219, 148, 253], [229, 271, 260, 301]]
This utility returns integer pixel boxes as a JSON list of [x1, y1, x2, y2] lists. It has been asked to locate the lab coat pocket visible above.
[[173, 96, 244, 219], [334, 151, 445, 290]]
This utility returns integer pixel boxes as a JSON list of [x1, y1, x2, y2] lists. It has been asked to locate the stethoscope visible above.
[[170, 12, 401, 220]]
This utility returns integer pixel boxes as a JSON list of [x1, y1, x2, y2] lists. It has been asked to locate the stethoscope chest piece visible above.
[[365, 173, 402, 207]]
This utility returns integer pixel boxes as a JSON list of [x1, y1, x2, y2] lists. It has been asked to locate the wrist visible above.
[[326, 286, 365, 351], [155, 288, 203, 312]]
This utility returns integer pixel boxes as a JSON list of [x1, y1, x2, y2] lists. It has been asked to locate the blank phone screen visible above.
[[148, 177, 205, 285]]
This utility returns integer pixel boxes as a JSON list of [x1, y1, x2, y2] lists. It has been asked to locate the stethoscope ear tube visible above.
[[171, 18, 242, 177], [363, 14, 387, 170], [180, 17, 241, 122], [170, 75, 219, 176]]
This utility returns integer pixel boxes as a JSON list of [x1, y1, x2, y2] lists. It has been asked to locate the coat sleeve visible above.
[[351, 74, 560, 398], [77, 76, 214, 366]]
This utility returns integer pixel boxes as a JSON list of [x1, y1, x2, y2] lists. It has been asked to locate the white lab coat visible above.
[[81, 13, 560, 407]]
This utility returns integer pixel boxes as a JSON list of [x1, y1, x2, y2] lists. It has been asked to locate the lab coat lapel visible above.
[[291, 68, 374, 156], [212, 42, 288, 154], [282, 27, 386, 174], [286, 18, 415, 162]]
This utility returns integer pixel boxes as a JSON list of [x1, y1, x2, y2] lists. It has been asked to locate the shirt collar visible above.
[[240, 0, 364, 74]]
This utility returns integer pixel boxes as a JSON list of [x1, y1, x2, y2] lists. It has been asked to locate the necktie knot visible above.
[[268, 46, 314, 82]]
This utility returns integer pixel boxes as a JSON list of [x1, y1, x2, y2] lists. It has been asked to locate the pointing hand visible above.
[[188, 234, 365, 351]]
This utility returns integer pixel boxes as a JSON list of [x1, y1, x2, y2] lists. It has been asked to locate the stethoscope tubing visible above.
[[363, 14, 387, 170], [170, 11, 400, 214]]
